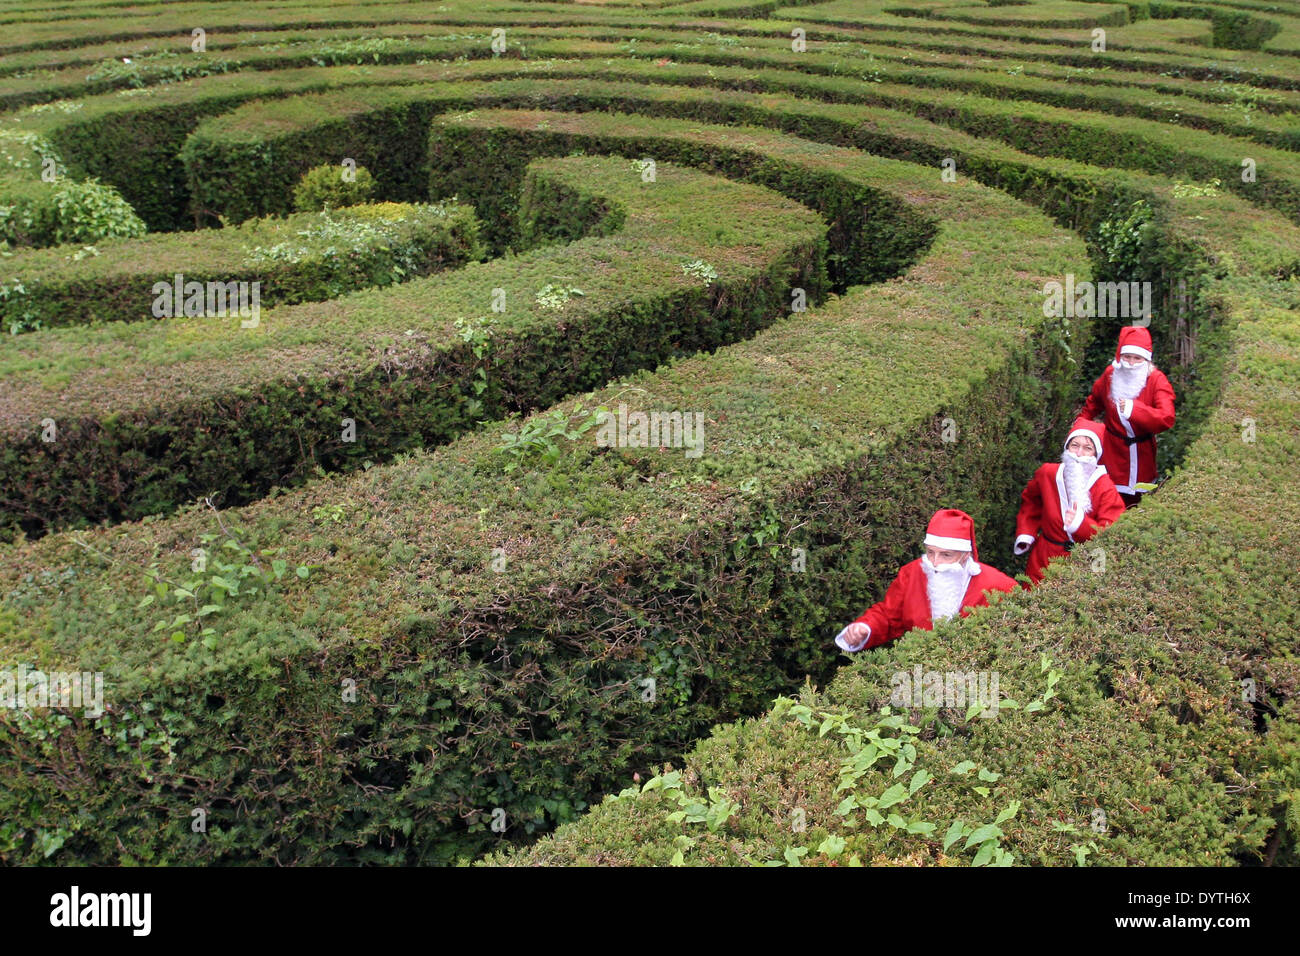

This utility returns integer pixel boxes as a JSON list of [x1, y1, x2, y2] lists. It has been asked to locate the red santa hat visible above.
[[1063, 416, 1104, 462], [923, 508, 979, 569], [1114, 325, 1153, 362]]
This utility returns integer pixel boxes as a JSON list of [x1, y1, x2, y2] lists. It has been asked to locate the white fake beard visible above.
[[1110, 360, 1150, 402], [921, 555, 972, 623], [1060, 451, 1097, 515]]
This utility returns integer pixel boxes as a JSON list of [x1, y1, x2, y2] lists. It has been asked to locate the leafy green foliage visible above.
[[292, 163, 376, 212], [534, 283, 585, 310], [1171, 178, 1223, 199], [0, 176, 144, 248], [2, 200, 479, 332], [84, 51, 240, 89], [496, 401, 606, 472], [1093, 198, 1153, 280], [72, 511, 313, 649]]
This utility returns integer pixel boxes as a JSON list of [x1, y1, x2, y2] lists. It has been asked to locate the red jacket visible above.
[[1015, 462, 1126, 584], [1079, 365, 1175, 494], [851, 559, 1018, 649]]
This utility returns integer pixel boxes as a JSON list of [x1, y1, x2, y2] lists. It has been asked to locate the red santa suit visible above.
[[835, 509, 1018, 652], [1079, 326, 1175, 499], [1014, 418, 1126, 586]]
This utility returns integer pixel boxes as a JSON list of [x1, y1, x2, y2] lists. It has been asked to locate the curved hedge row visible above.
[[0, 120, 1087, 865], [0, 153, 827, 541], [1, 200, 480, 332], [180, 70, 1300, 227]]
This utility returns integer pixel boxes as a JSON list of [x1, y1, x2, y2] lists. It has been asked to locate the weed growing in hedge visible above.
[[496, 402, 608, 472], [623, 770, 740, 864], [0, 130, 63, 174], [680, 258, 718, 285], [760, 698, 1044, 865], [453, 316, 493, 417], [534, 283, 584, 310], [84, 51, 240, 89], [1172, 178, 1223, 199], [0, 278, 41, 334], [72, 502, 313, 649], [1094, 198, 1153, 279], [311, 504, 346, 524]]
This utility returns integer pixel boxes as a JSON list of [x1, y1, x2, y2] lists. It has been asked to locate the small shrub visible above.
[[292, 163, 376, 212]]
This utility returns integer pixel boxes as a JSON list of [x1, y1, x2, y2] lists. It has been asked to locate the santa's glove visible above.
[[1013, 534, 1035, 556], [835, 622, 870, 653]]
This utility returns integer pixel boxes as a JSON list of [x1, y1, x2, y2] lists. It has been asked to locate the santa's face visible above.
[[1065, 436, 1097, 459], [923, 546, 968, 568]]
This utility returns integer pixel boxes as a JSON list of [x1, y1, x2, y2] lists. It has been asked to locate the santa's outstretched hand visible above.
[[835, 621, 870, 653]]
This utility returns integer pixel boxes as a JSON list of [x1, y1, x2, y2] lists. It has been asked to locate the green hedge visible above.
[[493, 272, 1300, 867], [0, 133, 1087, 865], [0, 154, 827, 541], [1149, 3, 1285, 50], [2, 200, 479, 333], [765, 0, 1300, 84]]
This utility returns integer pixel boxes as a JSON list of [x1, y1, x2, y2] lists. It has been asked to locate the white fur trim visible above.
[[1119, 344, 1152, 361], [1064, 504, 1086, 535], [924, 533, 972, 552], [1117, 409, 1139, 489], [1055, 463, 1105, 539], [835, 623, 870, 653]]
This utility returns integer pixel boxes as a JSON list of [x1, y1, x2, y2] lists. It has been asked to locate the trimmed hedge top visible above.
[[1, 200, 481, 332]]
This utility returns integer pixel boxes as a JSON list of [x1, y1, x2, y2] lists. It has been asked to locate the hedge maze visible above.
[[0, 0, 1297, 867]]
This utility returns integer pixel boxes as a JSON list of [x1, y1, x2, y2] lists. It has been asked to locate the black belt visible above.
[[1039, 530, 1074, 552], [1105, 424, 1153, 446]]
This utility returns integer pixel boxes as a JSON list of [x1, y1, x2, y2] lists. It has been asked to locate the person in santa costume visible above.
[[1079, 325, 1175, 507], [835, 509, 1018, 653], [1013, 417, 1126, 587]]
